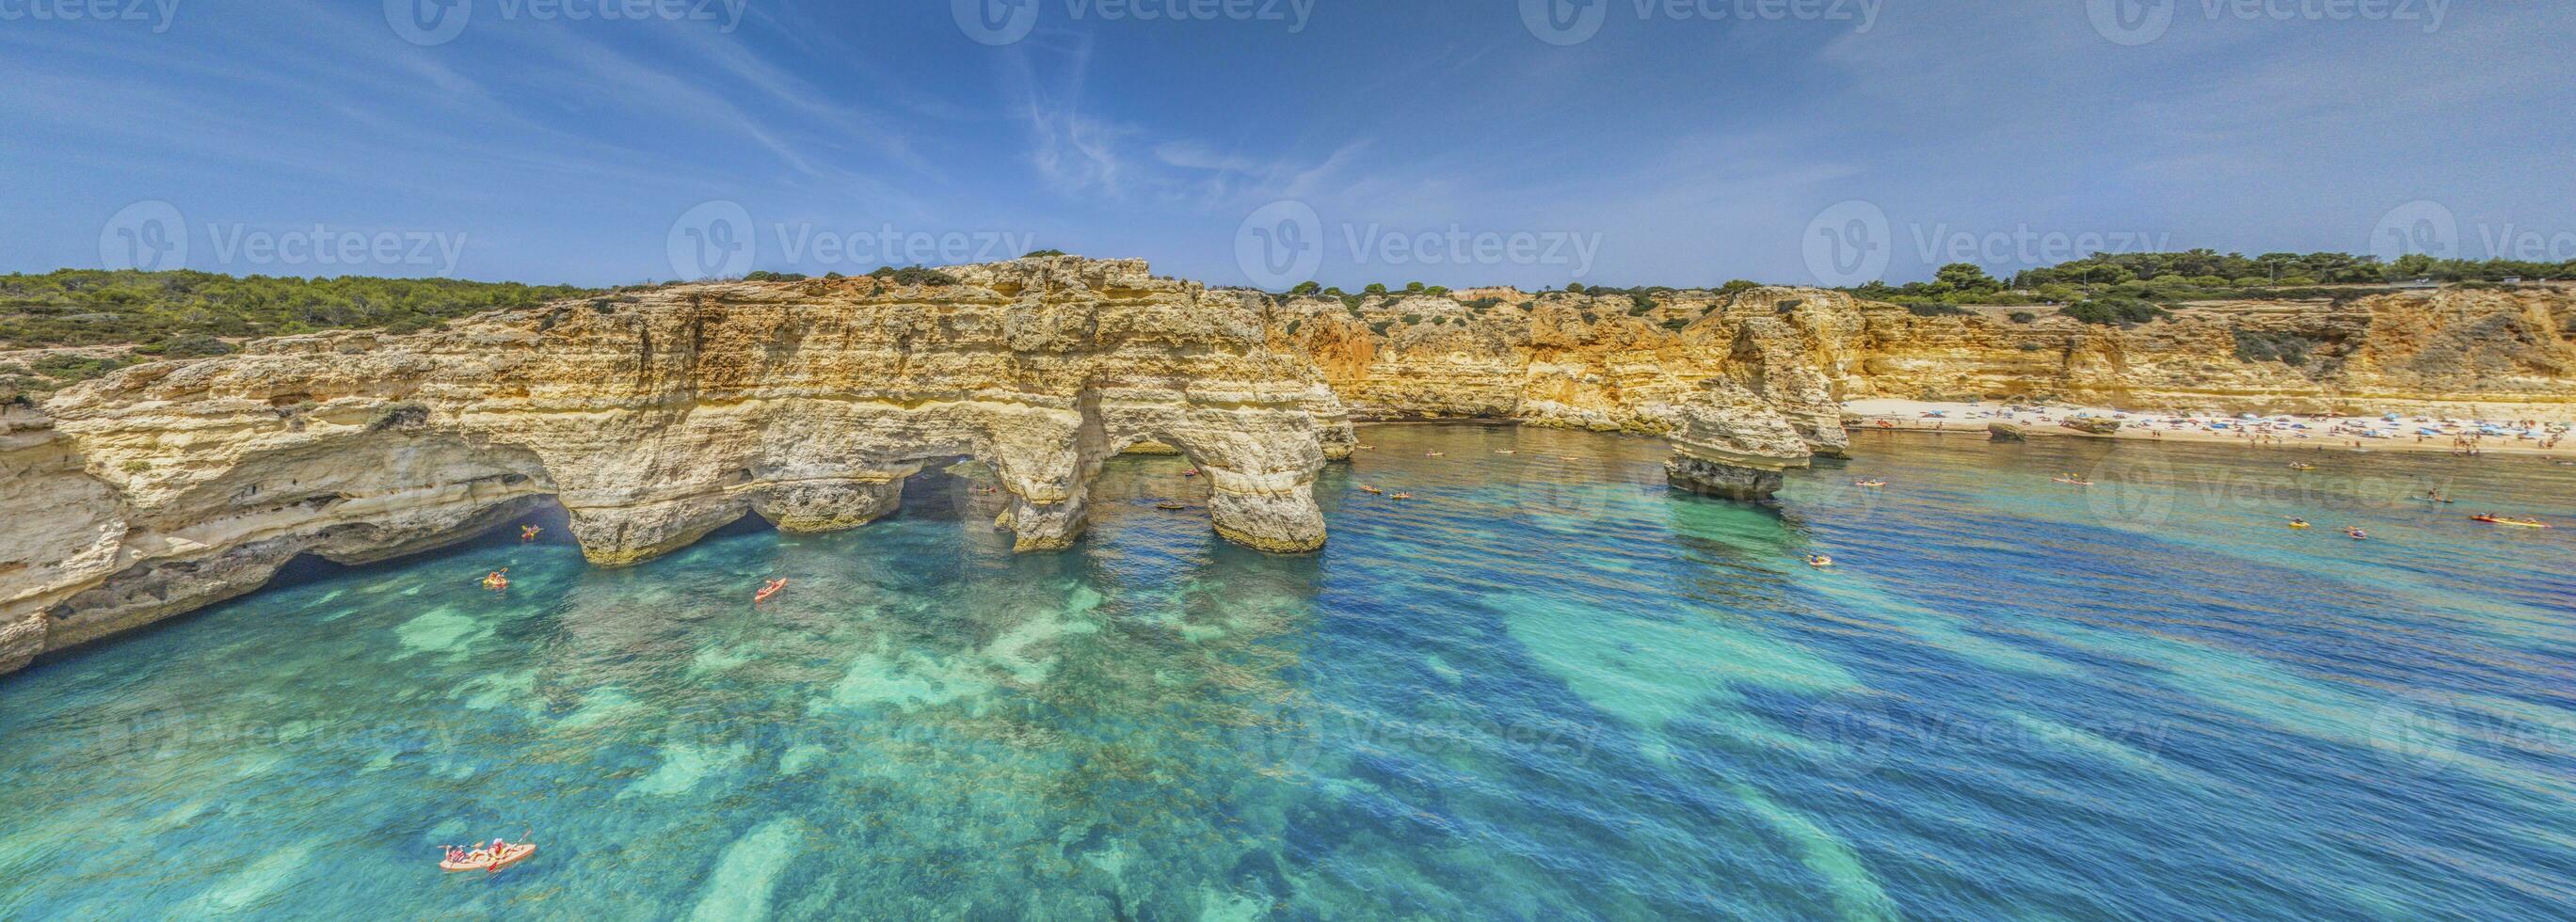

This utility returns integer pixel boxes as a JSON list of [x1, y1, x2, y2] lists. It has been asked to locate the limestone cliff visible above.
[[9, 264, 2573, 676], [1262, 284, 2576, 424], [1, 258, 1351, 674], [1661, 380, 1816, 501], [1840, 287, 2576, 417]]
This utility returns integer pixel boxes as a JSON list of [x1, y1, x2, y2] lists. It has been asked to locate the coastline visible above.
[[1843, 398, 2576, 459]]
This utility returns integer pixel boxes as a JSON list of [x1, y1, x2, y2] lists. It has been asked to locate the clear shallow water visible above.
[[4, 426, 2574, 919]]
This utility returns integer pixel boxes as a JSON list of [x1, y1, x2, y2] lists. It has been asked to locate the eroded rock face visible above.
[[1267, 284, 2576, 425], [1661, 380, 1815, 501], [6, 258, 1347, 671]]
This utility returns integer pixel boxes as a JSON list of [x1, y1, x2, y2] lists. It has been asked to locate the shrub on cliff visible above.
[[1022, 249, 1067, 258], [1902, 302, 1975, 317], [0, 270, 592, 353], [867, 265, 959, 286], [2008, 311, 2037, 324], [2232, 329, 2315, 365], [2060, 297, 2169, 326]]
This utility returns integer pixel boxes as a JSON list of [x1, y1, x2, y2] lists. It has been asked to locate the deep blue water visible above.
[[3, 426, 2573, 919]]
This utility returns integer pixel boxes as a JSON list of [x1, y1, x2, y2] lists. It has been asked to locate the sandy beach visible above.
[[1843, 399, 2576, 459]]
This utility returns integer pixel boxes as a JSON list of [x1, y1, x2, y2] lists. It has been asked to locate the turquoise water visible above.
[[4, 426, 2574, 918]]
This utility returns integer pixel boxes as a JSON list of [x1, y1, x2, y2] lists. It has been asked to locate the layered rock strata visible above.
[[1661, 381, 1816, 501], [1265, 284, 2576, 426], [4, 258, 1350, 672]]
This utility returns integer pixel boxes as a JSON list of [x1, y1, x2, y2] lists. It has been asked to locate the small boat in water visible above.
[[1853, 480, 1887, 488], [440, 841, 536, 874], [1360, 485, 1385, 495], [480, 570, 509, 591], [1391, 493, 1414, 501], [2052, 476, 2093, 486], [755, 579, 789, 603], [2471, 515, 2552, 529], [1156, 501, 1188, 511], [1805, 554, 1835, 568]]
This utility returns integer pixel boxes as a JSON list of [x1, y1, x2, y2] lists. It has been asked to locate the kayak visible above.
[[2053, 478, 2093, 485], [755, 580, 789, 603], [441, 843, 536, 873], [2472, 516, 2552, 529]]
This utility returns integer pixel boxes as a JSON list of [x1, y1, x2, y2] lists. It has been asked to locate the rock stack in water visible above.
[[0, 258, 1353, 674], [1662, 380, 1816, 501]]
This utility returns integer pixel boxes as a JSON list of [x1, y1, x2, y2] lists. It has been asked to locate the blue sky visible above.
[[1, 0, 2568, 289]]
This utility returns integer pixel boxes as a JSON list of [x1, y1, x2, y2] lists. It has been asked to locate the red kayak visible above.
[[755, 579, 789, 603]]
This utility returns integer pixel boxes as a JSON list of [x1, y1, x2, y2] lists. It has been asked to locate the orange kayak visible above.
[[755, 580, 789, 603], [441, 843, 536, 873]]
